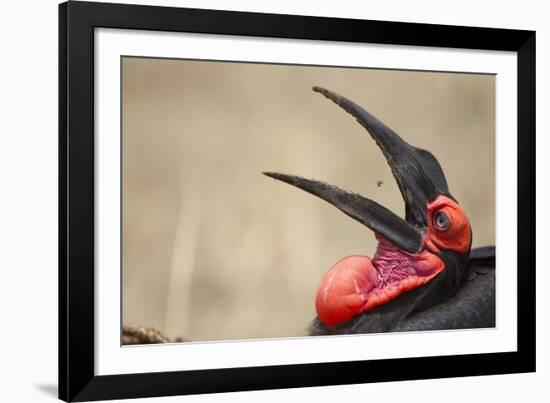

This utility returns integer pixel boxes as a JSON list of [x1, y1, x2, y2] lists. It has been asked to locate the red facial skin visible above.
[[315, 195, 471, 327]]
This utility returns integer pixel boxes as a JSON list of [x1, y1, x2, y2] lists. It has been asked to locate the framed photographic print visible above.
[[59, 1, 535, 401]]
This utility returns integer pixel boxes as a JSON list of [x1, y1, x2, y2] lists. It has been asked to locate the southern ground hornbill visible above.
[[265, 86, 495, 335]]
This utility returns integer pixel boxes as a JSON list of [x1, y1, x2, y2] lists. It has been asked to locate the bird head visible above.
[[264, 87, 472, 329]]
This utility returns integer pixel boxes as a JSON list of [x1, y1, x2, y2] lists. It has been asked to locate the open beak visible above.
[[264, 87, 452, 254]]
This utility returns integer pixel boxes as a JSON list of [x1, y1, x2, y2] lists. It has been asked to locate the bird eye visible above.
[[433, 211, 450, 231]]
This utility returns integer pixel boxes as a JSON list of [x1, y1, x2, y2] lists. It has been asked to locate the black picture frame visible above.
[[59, 1, 536, 401]]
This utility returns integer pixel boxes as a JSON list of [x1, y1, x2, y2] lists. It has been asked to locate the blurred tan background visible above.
[[122, 57, 495, 342]]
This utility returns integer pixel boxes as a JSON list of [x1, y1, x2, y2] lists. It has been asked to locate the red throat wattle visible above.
[[315, 195, 471, 327], [315, 238, 444, 327]]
